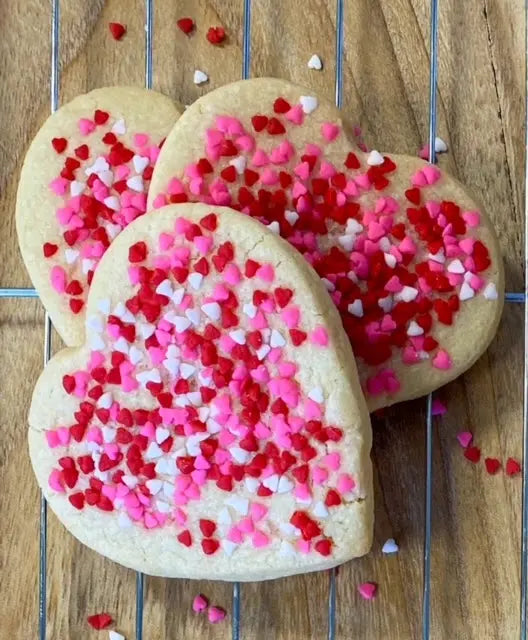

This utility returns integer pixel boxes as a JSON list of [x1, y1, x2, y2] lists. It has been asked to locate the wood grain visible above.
[[0, 0, 524, 638]]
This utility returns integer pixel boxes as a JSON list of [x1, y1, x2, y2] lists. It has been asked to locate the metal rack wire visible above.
[[1, 0, 527, 638]]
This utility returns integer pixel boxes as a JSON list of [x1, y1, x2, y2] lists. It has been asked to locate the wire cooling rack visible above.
[[1, 0, 527, 638]]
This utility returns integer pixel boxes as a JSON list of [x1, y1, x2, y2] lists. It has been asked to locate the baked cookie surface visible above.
[[148, 78, 504, 410], [29, 203, 373, 581], [17, 86, 182, 346]]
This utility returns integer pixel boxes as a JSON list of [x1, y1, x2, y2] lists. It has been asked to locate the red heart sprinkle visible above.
[[314, 539, 332, 556], [128, 241, 147, 263], [199, 519, 217, 537], [266, 117, 286, 135], [87, 613, 113, 630], [177, 530, 192, 547], [506, 457, 521, 476], [94, 110, 109, 125], [42, 242, 58, 258], [289, 329, 307, 346], [273, 97, 291, 114], [274, 287, 293, 308], [251, 115, 268, 132], [199, 213, 217, 230], [109, 22, 126, 40], [201, 538, 220, 555], [177, 17, 194, 34], [405, 187, 421, 205], [464, 446, 481, 463], [69, 299, 84, 314], [485, 457, 501, 475], [51, 137, 67, 153], [206, 26, 226, 45]]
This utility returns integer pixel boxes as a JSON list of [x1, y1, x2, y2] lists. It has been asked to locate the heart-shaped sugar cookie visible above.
[[16, 86, 182, 346], [29, 203, 372, 581], [148, 78, 504, 410]]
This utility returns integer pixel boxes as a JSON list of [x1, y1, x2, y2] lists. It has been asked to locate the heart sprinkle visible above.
[[358, 582, 378, 600]]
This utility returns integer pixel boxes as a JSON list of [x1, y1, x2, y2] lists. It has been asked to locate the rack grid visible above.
[[1, 1, 527, 638]]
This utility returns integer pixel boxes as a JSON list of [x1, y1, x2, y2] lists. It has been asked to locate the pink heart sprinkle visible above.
[[321, 122, 340, 142], [457, 431, 473, 448], [358, 582, 377, 600], [208, 606, 226, 624], [192, 594, 208, 613], [78, 118, 95, 135]]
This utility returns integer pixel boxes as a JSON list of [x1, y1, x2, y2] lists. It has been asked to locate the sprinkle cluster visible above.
[[152, 95, 498, 399], [44, 110, 165, 316], [45, 212, 357, 559]]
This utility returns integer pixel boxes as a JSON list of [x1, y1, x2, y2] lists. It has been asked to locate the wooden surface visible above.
[[0, 0, 525, 638]]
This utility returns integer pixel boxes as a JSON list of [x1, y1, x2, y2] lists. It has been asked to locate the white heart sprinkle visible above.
[[379, 237, 391, 252], [180, 362, 196, 379], [113, 336, 129, 354], [85, 156, 109, 175], [367, 150, 384, 166], [82, 258, 95, 275], [102, 427, 115, 443], [256, 345, 271, 361], [154, 458, 169, 475], [244, 477, 259, 493], [128, 346, 143, 365], [146, 479, 162, 495], [201, 302, 221, 321], [268, 221, 280, 234], [262, 474, 279, 492], [384, 252, 397, 268], [187, 391, 202, 406], [243, 302, 257, 318], [378, 295, 393, 313], [173, 316, 192, 333], [111, 118, 126, 135], [300, 95, 318, 113], [382, 538, 399, 554], [229, 156, 246, 174], [313, 501, 329, 518], [185, 309, 200, 326], [155, 427, 170, 444], [193, 69, 208, 85], [229, 446, 250, 464], [162, 481, 174, 498], [338, 234, 355, 251], [109, 631, 126, 640], [395, 286, 418, 303], [229, 329, 246, 345], [285, 209, 299, 225], [322, 278, 335, 292], [435, 136, 448, 153], [447, 259, 465, 274], [136, 368, 161, 385], [308, 387, 324, 403], [65, 249, 79, 264], [277, 476, 294, 494], [279, 522, 300, 537], [70, 180, 85, 197], [97, 392, 112, 409], [104, 196, 120, 211], [156, 500, 171, 514], [138, 322, 155, 339], [407, 320, 424, 336], [206, 418, 222, 434], [270, 329, 286, 348], [346, 219, 363, 234], [460, 281, 475, 301], [98, 170, 114, 187], [163, 358, 180, 377], [188, 272, 203, 290], [428, 249, 445, 264], [133, 155, 149, 174], [172, 287, 185, 305], [307, 54, 322, 70], [126, 175, 144, 192], [347, 299, 363, 317], [155, 279, 173, 298], [483, 282, 498, 300], [145, 441, 163, 460], [105, 222, 122, 239]]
